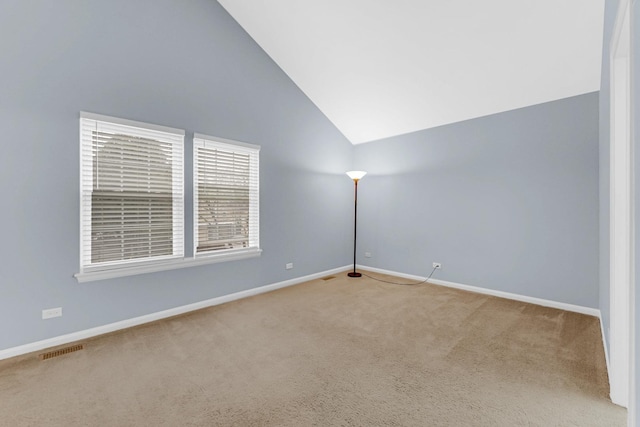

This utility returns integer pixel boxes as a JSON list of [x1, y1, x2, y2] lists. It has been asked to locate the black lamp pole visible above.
[[347, 172, 365, 277], [348, 179, 361, 277]]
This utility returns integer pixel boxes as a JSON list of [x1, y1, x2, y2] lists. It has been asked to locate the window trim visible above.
[[78, 112, 185, 275], [74, 248, 261, 283], [193, 133, 260, 260], [75, 115, 263, 283]]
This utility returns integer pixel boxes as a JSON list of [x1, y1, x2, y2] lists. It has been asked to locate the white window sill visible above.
[[74, 248, 262, 283]]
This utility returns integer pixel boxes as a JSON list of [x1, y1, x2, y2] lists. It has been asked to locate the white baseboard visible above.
[[1, 264, 603, 361], [0, 265, 350, 361], [357, 265, 601, 317]]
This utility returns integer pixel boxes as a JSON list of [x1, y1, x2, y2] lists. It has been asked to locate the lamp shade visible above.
[[346, 171, 367, 181]]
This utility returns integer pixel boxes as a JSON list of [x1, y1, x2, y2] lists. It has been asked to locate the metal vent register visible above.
[[39, 344, 84, 360]]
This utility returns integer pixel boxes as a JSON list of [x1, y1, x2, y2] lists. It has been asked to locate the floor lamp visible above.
[[346, 171, 366, 277]]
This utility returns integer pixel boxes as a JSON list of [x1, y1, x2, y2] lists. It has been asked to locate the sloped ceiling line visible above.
[[217, 0, 604, 144]]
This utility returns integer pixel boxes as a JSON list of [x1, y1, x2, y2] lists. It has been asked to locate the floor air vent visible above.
[[322, 276, 336, 281], [39, 344, 84, 360]]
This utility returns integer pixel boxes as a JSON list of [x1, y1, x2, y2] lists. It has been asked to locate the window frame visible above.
[[77, 112, 185, 276], [193, 133, 261, 260], [75, 116, 262, 283]]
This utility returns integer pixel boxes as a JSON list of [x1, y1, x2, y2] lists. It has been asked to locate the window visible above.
[[193, 134, 260, 257], [79, 113, 184, 273]]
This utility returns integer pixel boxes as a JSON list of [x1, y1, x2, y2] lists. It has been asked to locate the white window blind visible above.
[[193, 134, 259, 256], [80, 113, 184, 272]]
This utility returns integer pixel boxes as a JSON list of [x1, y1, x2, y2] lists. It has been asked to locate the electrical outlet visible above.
[[42, 307, 62, 319], [285, 263, 293, 270], [432, 262, 442, 269], [364, 252, 372, 258]]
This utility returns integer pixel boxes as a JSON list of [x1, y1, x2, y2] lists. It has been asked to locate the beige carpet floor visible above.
[[0, 272, 627, 426]]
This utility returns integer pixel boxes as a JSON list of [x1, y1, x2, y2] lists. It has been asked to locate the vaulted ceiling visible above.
[[217, 1, 605, 144]]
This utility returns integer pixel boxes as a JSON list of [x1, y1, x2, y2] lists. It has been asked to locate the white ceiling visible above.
[[217, 1, 605, 144]]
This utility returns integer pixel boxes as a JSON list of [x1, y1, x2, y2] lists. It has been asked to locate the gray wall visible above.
[[0, 0, 353, 350], [354, 93, 600, 308]]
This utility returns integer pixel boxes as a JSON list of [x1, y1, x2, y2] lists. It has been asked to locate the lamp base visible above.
[[347, 272, 362, 278]]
